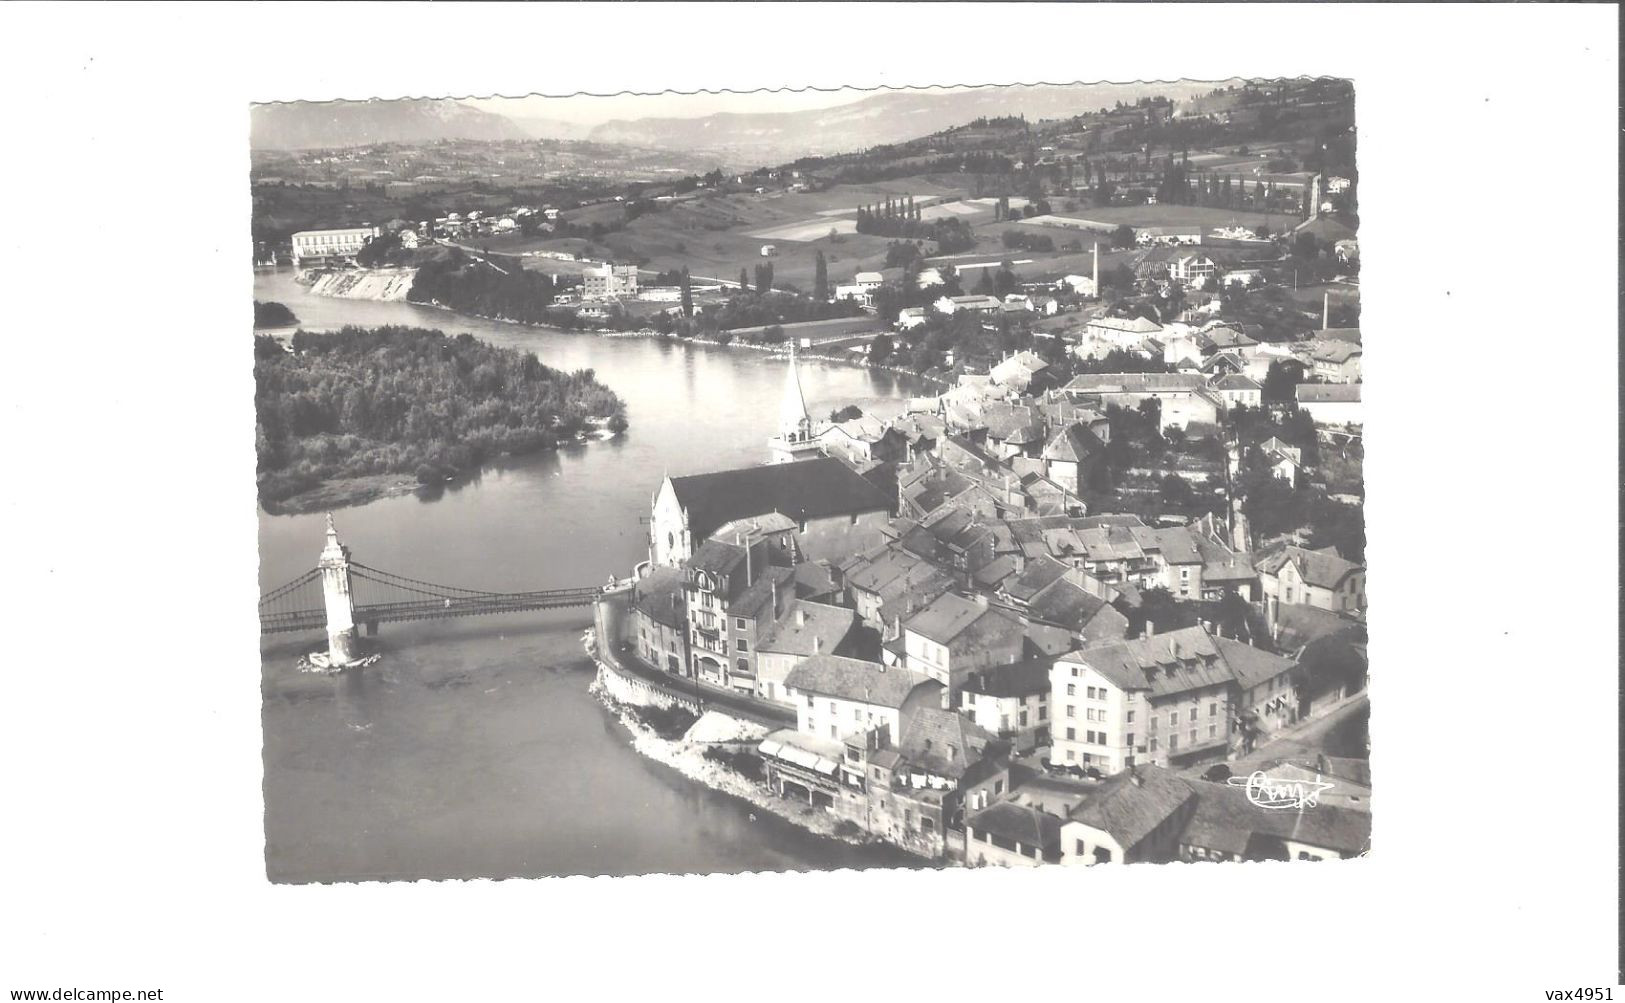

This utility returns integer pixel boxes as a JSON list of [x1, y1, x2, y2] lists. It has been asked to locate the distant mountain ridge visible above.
[[251, 98, 528, 150], [584, 82, 1236, 163]]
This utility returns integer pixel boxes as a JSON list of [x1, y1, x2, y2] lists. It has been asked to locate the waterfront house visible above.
[[784, 655, 940, 746], [753, 600, 857, 705], [1059, 764, 1196, 865], [627, 564, 688, 676], [681, 537, 794, 692], [958, 657, 1053, 753], [965, 801, 1064, 866]]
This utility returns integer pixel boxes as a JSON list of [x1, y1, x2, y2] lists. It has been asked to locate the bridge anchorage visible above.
[[259, 514, 616, 672]]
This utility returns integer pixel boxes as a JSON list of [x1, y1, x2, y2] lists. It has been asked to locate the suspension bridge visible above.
[[260, 515, 611, 664]]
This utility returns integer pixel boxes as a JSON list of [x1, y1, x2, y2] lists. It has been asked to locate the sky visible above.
[[463, 87, 902, 127]]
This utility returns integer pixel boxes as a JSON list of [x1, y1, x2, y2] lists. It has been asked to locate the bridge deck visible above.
[[259, 589, 604, 635]]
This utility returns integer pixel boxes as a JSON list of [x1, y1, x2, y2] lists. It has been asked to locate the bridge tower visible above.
[[317, 513, 360, 665]]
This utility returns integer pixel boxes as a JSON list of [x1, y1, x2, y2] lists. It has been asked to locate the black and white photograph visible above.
[[253, 78, 1371, 882], [2, 4, 1619, 1001]]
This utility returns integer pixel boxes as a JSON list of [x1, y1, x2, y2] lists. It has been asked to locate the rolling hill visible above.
[[585, 82, 1236, 163], [250, 98, 529, 150]]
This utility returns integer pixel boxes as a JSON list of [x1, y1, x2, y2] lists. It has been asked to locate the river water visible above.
[[256, 269, 928, 881]]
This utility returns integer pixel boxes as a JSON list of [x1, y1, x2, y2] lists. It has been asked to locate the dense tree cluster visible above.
[[254, 326, 625, 504], [854, 209, 976, 254], [407, 249, 569, 324], [1001, 230, 1056, 252], [253, 300, 299, 328]]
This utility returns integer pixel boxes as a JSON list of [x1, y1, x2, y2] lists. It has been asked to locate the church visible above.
[[647, 348, 896, 568]]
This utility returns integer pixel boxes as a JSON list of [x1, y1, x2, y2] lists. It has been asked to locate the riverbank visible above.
[[584, 629, 885, 853], [296, 265, 947, 387]]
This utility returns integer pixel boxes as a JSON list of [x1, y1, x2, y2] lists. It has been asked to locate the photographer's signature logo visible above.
[[1228, 770, 1335, 810]]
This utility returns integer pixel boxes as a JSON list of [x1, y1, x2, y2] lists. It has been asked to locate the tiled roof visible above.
[[1087, 315, 1163, 334], [1026, 577, 1112, 632], [967, 801, 1063, 851], [1211, 374, 1262, 391], [1042, 423, 1106, 463], [755, 600, 855, 659], [1295, 383, 1361, 404], [1310, 340, 1361, 364], [689, 538, 749, 576], [629, 565, 686, 629], [963, 657, 1052, 699], [1130, 525, 1203, 565], [899, 706, 997, 780], [1212, 635, 1295, 690], [1273, 603, 1363, 650], [1257, 545, 1363, 589], [669, 457, 893, 544], [784, 656, 933, 708], [904, 592, 1003, 644], [1062, 626, 1243, 699], [1067, 765, 1195, 849], [1065, 372, 1205, 394], [1004, 555, 1070, 603], [1181, 779, 1371, 857]]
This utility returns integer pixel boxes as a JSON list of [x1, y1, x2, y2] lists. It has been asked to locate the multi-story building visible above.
[[897, 592, 1026, 709], [583, 263, 639, 299], [681, 536, 793, 692], [752, 600, 856, 705], [1257, 545, 1367, 619], [784, 655, 940, 746], [290, 226, 382, 268], [958, 657, 1052, 753], [1050, 625, 1295, 774], [627, 565, 687, 675], [1062, 372, 1223, 431]]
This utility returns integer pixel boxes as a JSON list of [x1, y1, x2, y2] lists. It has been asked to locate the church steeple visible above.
[[767, 343, 823, 464], [779, 342, 811, 441]]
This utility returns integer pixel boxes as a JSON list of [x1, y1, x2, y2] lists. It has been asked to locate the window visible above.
[[1170, 710, 1179, 726], [1297, 851, 1323, 862], [1168, 734, 1179, 751], [1066, 705, 1075, 718], [1070, 665, 1079, 678], [1076, 839, 1086, 856], [1066, 683, 1076, 696], [1188, 729, 1196, 744], [854, 708, 862, 720], [1148, 717, 1157, 733], [829, 702, 837, 713], [1019, 710, 1028, 727], [922, 816, 934, 833], [806, 694, 814, 708], [1209, 702, 1217, 717], [735, 639, 747, 652], [1126, 732, 1134, 746], [1209, 724, 1217, 738], [830, 725, 837, 738], [735, 617, 746, 629], [993, 779, 1004, 795], [736, 659, 748, 674], [1149, 738, 1158, 751], [873, 768, 882, 780], [1126, 710, 1134, 723], [1038, 706, 1047, 722], [1065, 749, 1075, 761], [1065, 727, 1075, 740]]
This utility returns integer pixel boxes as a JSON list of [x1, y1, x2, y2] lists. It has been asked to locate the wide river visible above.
[[257, 269, 930, 882]]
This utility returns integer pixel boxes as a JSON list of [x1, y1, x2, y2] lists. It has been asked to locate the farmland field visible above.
[[1017, 204, 1301, 232]]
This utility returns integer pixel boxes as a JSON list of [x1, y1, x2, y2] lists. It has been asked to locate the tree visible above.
[[829, 404, 864, 422], [680, 267, 693, 317], [739, 267, 749, 292], [869, 332, 894, 366], [1110, 224, 1136, 249], [813, 251, 829, 301], [1261, 359, 1307, 403]]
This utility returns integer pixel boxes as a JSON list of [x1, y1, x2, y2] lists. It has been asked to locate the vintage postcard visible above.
[[253, 79, 1369, 882]]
